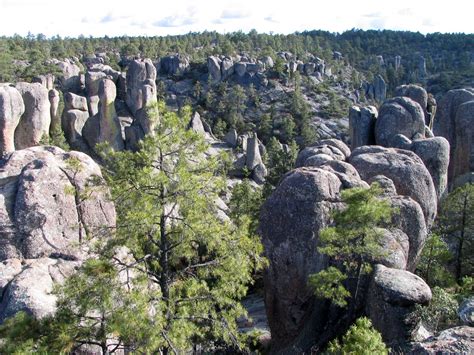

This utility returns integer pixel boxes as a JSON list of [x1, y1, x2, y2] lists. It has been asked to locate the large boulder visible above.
[[0, 146, 116, 260], [259, 160, 430, 352], [207, 56, 222, 82], [48, 89, 60, 134], [433, 88, 474, 186], [459, 297, 474, 326], [0, 146, 115, 322], [125, 59, 157, 116], [366, 264, 432, 345], [83, 79, 124, 151], [85, 70, 107, 116], [159, 54, 190, 76], [375, 97, 425, 147], [349, 105, 377, 149], [349, 146, 437, 225], [373, 74, 387, 103], [395, 85, 429, 123], [0, 84, 25, 155], [452, 100, 474, 184], [14, 82, 51, 150], [54, 59, 83, 93]]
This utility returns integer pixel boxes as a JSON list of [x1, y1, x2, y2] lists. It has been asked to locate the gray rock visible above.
[[395, 55, 402, 71], [14, 82, 51, 150], [395, 84, 429, 124], [260, 167, 342, 350], [207, 56, 222, 82], [418, 56, 427, 78], [296, 143, 346, 167], [224, 128, 238, 148], [375, 97, 425, 147], [48, 89, 60, 134], [304, 153, 334, 167], [0, 259, 22, 292], [64, 92, 88, 112], [55, 59, 82, 93], [125, 59, 157, 116], [85, 70, 107, 116], [261, 56, 274, 68], [433, 88, 474, 186], [221, 57, 234, 80], [304, 63, 316, 75], [350, 146, 437, 225], [411, 326, 474, 354], [159, 54, 190, 76], [373, 74, 386, 102], [234, 62, 247, 77], [0, 85, 24, 155], [32, 74, 55, 90], [83, 79, 124, 151], [61, 109, 90, 151], [188, 111, 205, 134], [366, 264, 431, 345], [246, 133, 263, 170], [459, 297, 474, 326], [349, 105, 377, 149], [252, 163, 267, 185], [317, 139, 351, 159], [0, 146, 116, 261], [410, 137, 450, 200], [452, 100, 474, 183]]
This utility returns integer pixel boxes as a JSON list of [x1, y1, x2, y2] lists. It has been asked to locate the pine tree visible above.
[[0, 103, 264, 353], [309, 183, 393, 308], [437, 183, 474, 281]]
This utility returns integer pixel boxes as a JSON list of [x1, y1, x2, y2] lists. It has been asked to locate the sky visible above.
[[0, 0, 473, 38]]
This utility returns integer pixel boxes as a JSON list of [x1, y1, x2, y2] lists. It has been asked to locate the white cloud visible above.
[[0, 0, 472, 37]]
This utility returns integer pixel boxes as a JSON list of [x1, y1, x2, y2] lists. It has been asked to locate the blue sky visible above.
[[1, 0, 472, 37]]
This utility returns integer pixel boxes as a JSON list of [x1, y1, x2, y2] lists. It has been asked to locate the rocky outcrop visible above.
[[433, 88, 474, 187], [207, 56, 222, 82], [159, 54, 190, 76], [48, 89, 60, 133], [54, 59, 83, 93], [83, 79, 124, 151], [125, 59, 157, 116], [0, 146, 115, 321], [85, 70, 107, 116], [0, 84, 25, 155], [14, 82, 51, 150], [395, 84, 429, 124], [349, 105, 377, 149], [350, 146, 437, 225], [375, 97, 425, 147], [62, 92, 90, 152], [411, 326, 474, 354], [366, 265, 431, 345], [260, 142, 432, 352]]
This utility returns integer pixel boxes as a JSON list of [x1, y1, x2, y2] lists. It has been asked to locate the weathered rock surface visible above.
[[349, 105, 377, 149], [14, 82, 51, 150], [125, 59, 157, 116], [0, 146, 115, 322], [0, 85, 25, 155], [350, 146, 437, 225], [207, 56, 222, 82], [159, 54, 190, 76], [411, 326, 474, 354], [366, 264, 432, 345], [85, 70, 107, 116], [259, 147, 431, 352], [54, 59, 83, 93], [452, 100, 474, 184], [433, 88, 474, 186], [83, 79, 124, 151], [395, 84, 429, 123], [48, 89, 60, 133], [375, 97, 425, 147]]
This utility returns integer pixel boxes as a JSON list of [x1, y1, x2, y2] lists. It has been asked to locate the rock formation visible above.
[[260, 140, 433, 352], [0, 84, 25, 155], [126, 59, 157, 116], [62, 92, 90, 152], [349, 105, 377, 149], [0, 146, 115, 321], [433, 88, 474, 187], [14, 82, 51, 150], [158, 54, 190, 76], [48, 89, 60, 133], [83, 79, 124, 151]]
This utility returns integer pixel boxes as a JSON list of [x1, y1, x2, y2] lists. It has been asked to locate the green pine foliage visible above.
[[0, 102, 265, 353], [309, 183, 393, 308], [326, 317, 389, 355]]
